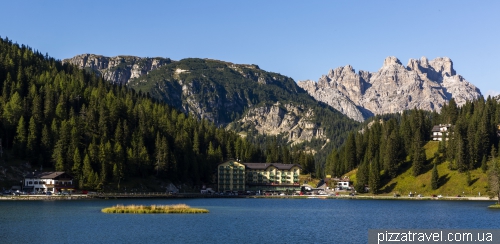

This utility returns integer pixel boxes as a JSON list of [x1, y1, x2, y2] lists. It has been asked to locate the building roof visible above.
[[431, 125, 441, 132], [432, 124, 452, 133], [243, 163, 302, 170], [24, 172, 71, 179]]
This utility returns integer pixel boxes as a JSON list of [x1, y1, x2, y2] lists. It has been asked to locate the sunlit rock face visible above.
[[298, 56, 481, 121]]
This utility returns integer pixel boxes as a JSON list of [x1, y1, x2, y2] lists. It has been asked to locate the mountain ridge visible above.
[[64, 55, 359, 151], [297, 56, 482, 121]]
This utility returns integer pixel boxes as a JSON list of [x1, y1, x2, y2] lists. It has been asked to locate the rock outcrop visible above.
[[235, 102, 326, 144], [297, 56, 482, 121], [63, 54, 171, 85]]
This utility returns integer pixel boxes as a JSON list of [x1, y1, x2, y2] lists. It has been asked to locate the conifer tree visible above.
[[384, 130, 402, 179], [355, 158, 369, 193], [481, 155, 488, 173], [27, 116, 38, 158], [13, 115, 26, 156], [369, 158, 381, 194], [71, 148, 82, 188], [345, 132, 357, 171], [487, 150, 500, 204], [431, 163, 439, 190], [411, 131, 426, 176], [466, 170, 472, 186]]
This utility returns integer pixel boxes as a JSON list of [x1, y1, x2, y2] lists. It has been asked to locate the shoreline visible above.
[[0, 194, 496, 202]]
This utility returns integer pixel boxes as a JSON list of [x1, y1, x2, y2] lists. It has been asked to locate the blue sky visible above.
[[1, 1, 499, 96]]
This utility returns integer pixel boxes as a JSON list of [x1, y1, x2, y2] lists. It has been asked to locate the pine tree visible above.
[[13, 115, 27, 156], [355, 158, 369, 193], [431, 163, 439, 190], [466, 170, 472, 186], [40, 124, 51, 163], [345, 133, 357, 171], [412, 145, 425, 176], [26, 116, 38, 158], [112, 163, 120, 184], [384, 130, 402, 179], [53, 144, 65, 171], [369, 158, 380, 194], [487, 151, 500, 204], [71, 148, 82, 188], [481, 155, 488, 173]]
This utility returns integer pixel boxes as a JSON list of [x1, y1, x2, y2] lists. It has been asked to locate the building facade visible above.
[[218, 160, 246, 192], [431, 124, 451, 141], [217, 160, 301, 193], [23, 172, 74, 194]]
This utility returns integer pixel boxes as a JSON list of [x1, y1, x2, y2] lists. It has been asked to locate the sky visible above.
[[1, 1, 499, 96]]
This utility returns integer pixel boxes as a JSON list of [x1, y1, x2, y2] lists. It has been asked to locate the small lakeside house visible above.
[[22, 171, 74, 194]]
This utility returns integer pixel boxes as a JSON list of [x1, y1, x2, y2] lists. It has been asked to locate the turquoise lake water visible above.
[[0, 198, 499, 243]]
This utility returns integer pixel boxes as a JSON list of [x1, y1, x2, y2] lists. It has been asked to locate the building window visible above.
[[29, 181, 33, 185]]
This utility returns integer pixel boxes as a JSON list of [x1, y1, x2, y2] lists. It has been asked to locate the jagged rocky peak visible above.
[[297, 56, 482, 122], [407, 56, 430, 70], [406, 56, 455, 77], [383, 56, 403, 67], [63, 54, 171, 85], [429, 57, 455, 76]]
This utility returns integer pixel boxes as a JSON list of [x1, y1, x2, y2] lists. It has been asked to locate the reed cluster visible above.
[[101, 204, 209, 214]]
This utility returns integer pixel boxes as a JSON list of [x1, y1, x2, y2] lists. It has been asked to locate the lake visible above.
[[0, 198, 499, 243]]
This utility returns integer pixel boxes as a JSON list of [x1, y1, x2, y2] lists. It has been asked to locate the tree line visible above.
[[0, 37, 271, 190], [0, 37, 322, 190], [323, 98, 500, 194]]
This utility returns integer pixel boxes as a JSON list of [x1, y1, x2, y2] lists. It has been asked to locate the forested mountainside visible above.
[[66, 54, 361, 165], [0, 37, 321, 190], [325, 97, 500, 194]]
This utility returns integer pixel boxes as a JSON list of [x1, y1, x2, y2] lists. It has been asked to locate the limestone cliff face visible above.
[[297, 56, 482, 121], [62, 54, 171, 85], [235, 102, 326, 144]]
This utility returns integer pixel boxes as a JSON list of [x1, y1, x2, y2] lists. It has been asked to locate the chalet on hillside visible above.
[[431, 124, 452, 141]]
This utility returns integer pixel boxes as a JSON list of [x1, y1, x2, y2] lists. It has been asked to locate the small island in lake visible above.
[[101, 204, 209, 214], [488, 204, 500, 209]]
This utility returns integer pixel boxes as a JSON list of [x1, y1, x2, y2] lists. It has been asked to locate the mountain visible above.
[[63, 54, 171, 85], [297, 56, 482, 121], [0, 37, 268, 189], [64, 55, 359, 148]]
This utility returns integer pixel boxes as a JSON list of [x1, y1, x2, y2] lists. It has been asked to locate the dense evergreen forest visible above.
[[0, 37, 322, 190], [324, 98, 500, 193]]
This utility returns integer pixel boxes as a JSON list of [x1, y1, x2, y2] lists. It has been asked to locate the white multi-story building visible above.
[[23, 172, 74, 194]]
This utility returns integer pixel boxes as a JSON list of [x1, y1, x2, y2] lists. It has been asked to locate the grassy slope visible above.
[[352, 141, 489, 197]]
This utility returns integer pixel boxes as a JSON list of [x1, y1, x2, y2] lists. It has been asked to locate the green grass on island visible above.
[[488, 204, 500, 209], [101, 204, 209, 214]]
